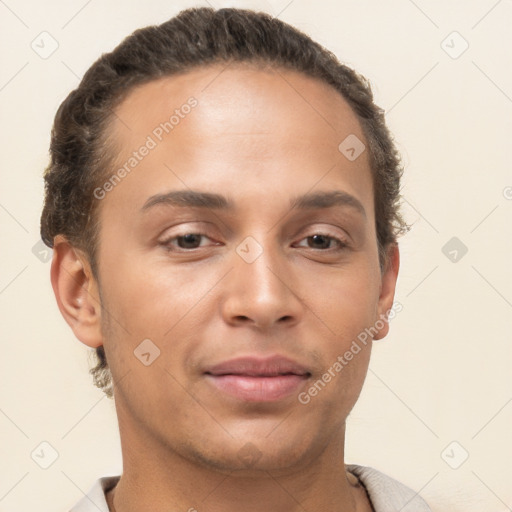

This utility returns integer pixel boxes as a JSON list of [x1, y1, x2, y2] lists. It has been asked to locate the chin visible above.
[[184, 428, 323, 476]]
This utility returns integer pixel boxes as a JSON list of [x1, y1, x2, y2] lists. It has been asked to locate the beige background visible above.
[[1, 0, 511, 511]]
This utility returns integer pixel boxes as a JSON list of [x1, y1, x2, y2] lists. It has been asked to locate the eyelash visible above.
[[160, 232, 349, 253]]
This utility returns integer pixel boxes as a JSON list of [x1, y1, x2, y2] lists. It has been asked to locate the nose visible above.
[[221, 238, 304, 330]]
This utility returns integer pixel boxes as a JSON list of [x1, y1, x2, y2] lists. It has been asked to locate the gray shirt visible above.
[[69, 464, 432, 512]]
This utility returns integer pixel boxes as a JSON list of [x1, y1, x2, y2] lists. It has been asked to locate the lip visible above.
[[204, 355, 311, 402]]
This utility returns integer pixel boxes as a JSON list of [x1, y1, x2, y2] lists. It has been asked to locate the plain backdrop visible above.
[[1, 1, 511, 511]]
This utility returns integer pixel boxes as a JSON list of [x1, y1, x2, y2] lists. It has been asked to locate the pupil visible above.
[[179, 234, 201, 248], [310, 235, 329, 249]]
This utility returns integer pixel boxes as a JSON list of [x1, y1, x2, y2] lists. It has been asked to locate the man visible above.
[[41, 7, 431, 512]]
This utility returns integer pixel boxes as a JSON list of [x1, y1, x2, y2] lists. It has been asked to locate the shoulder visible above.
[[346, 464, 433, 512], [68, 475, 120, 512]]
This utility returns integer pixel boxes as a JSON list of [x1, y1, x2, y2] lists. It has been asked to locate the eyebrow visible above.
[[141, 189, 366, 218]]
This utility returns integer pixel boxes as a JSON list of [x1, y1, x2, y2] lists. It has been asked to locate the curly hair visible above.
[[40, 7, 410, 399]]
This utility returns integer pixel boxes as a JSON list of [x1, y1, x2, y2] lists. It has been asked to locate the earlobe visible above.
[[50, 235, 103, 348], [373, 243, 400, 341]]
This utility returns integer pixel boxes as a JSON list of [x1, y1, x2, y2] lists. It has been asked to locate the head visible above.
[[42, 7, 409, 472]]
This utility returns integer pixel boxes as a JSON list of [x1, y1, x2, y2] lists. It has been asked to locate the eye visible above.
[[160, 231, 348, 253], [161, 233, 217, 251], [294, 233, 348, 251]]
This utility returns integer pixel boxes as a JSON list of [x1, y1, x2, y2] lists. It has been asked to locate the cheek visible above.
[[98, 254, 222, 383], [308, 263, 381, 338], [100, 253, 204, 331], [300, 263, 379, 405]]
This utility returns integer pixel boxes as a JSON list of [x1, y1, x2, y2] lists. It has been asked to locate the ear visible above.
[[50, 235, 103, 348], [373, 243, 400, 341]]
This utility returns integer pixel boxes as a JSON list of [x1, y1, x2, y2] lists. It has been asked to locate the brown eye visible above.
[[295, 233, 347, 251], [175, 234, 203, 249], [162, 233, 214, 251], [307, 234, 333, 250]]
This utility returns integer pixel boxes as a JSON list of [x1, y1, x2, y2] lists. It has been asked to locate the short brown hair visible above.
[[40, 7, 410, 399]]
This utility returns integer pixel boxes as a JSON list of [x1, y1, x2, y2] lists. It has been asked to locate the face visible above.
[[89, 63, 398, 474]]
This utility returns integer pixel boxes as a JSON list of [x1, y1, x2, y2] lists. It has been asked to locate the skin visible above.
[[52, 63, 399, 512]]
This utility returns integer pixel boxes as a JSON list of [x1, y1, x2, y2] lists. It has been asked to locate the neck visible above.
[[108, 426, 370, 512]]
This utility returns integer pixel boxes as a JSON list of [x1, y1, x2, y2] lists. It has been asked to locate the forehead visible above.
[[109, 62, 367, 159], [101, 63, 373, 218]]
